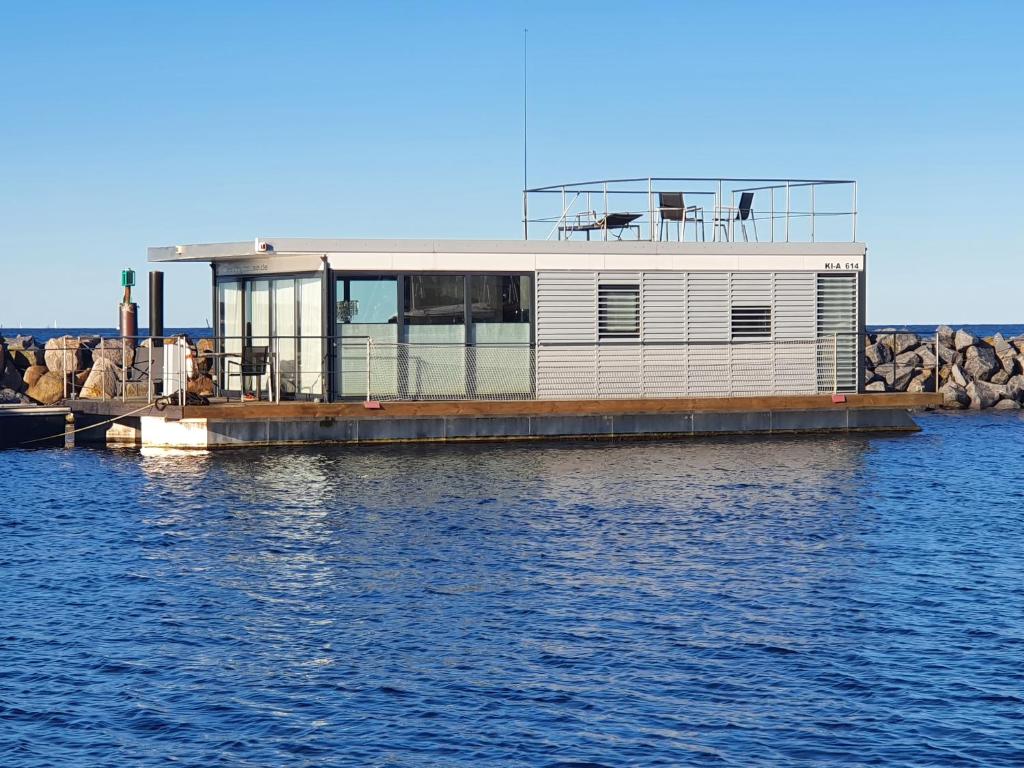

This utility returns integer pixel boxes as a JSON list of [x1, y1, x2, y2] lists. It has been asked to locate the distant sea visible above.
[[0, 327, 210, 344], [3, 324, 1022, 346]]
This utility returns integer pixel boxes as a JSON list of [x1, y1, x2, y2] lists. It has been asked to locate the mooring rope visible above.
[[17, 399, 171, 446]]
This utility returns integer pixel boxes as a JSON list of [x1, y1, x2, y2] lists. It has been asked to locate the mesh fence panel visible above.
[[364, 338, 839, 402]]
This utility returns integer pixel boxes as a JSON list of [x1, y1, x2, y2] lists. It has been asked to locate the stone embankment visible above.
[[0, 335, 215, 406], [865, 326, 1024, 410]]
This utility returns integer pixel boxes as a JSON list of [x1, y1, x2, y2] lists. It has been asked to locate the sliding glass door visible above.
[[216, 274, 323, 399]]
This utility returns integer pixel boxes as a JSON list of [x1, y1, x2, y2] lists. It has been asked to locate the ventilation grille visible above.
[[598, 283, 640, 339], [731, 306, 772, 339]]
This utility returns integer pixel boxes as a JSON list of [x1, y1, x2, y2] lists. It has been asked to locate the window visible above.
[[598, 283, 640, 339], [337, 277, 398, 324], [470, 275, 531, 323], [404, 275, 465, 325], [731, 306, 772, 339]]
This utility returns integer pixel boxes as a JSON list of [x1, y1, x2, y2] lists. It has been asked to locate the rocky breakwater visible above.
[[865, 326, 1024, 410], [0, 335, 216, 406]]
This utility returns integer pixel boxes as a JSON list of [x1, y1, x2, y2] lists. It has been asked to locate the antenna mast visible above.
[[522, 27, 528, 239]]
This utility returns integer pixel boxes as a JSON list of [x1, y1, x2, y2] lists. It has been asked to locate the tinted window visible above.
[[404, 275, 465, 325], [471, 275, 531, 323]]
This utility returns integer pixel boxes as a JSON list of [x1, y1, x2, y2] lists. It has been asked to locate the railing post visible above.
[[716, 179, 723, 242], [603, 182, 608, 241], [648, 177, 654, 241], [810, 184, 815, 243], [121, 337, 127, 403], [365, 338, 371, 402], [934, 334, 940, 393], [770, 187, 775, 242], [833, 333, 838, 394], [522, 190, 528, 240], [785, 182, 791, 242]]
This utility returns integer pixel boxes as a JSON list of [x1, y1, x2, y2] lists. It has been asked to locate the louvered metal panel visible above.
[[641, 273, 686, 342], [536, 271, 597, 343], [816, 273, 858, 392], [686, 272, 729, 341], [597, 344, 643, 397], [773, 272, 816, 340]]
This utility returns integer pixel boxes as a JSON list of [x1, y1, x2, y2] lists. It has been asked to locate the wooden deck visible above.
[[173, 392, 940, 421]]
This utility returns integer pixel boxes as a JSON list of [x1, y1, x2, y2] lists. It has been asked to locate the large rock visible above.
[[865, 380, 887, 392], [880, 332, 919, 356], [22, 365, 47, 389], [937, 325, 955, 349], [907, 371, 935, 393], [864, 341, 892, 368], [882, 364, 915, 391], [0, 387, 31, 404], [26, 371, 65, 405], [915, 346, 937, 368], [895, 350, 922, 368], [954, 329, 979, 352], [1006, 375, 1024, 403], [91, 338, 134, 369], [966, 380, 1005, 409], [963, 345, 1000, 382], [992, 332, 1013, 356], [937, 345, 960, 365], [4, 334, 36, 348], [950, 363, 970, 387], [7, 344, 45, 369], [991, 333, 1018, 375], [991, 369, 1011, 385], [196, 338, 215, 374], [0, 360, 24, 392], [79, 358, 119, 400], [993, 398, 1021, 410], [187, 373, 214, 396], [44, 336, 87, 375], [940, 382, 969, 409]]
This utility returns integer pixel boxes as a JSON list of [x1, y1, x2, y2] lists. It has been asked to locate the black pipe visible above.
[[149, 271, 164, 347]]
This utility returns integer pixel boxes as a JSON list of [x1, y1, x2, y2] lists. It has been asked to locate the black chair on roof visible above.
[[714, 191, 757, 242], [658, 192, 705, 241]]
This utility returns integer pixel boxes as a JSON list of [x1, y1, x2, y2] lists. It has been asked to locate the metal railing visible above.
[[522, 176, 857, 243], [31, 333, 860, 405]]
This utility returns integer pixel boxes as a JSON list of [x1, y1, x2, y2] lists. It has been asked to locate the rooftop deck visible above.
[[523, 176, 857, 244]]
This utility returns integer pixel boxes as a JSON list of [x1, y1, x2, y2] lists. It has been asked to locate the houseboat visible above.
[[128, 176, 929, 447]]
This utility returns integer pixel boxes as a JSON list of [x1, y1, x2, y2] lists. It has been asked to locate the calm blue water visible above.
[[1, 412, 1023, 766]]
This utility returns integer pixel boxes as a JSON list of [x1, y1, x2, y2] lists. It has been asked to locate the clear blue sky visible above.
[[1, 1, 1020, 327]]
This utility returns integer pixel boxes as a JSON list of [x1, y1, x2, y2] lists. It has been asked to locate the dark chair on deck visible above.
[[714, 191, 757, 242], [658, 192, 705, 241]]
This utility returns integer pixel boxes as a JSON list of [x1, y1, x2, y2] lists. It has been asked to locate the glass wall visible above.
[[216, 274, 323, 399]]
